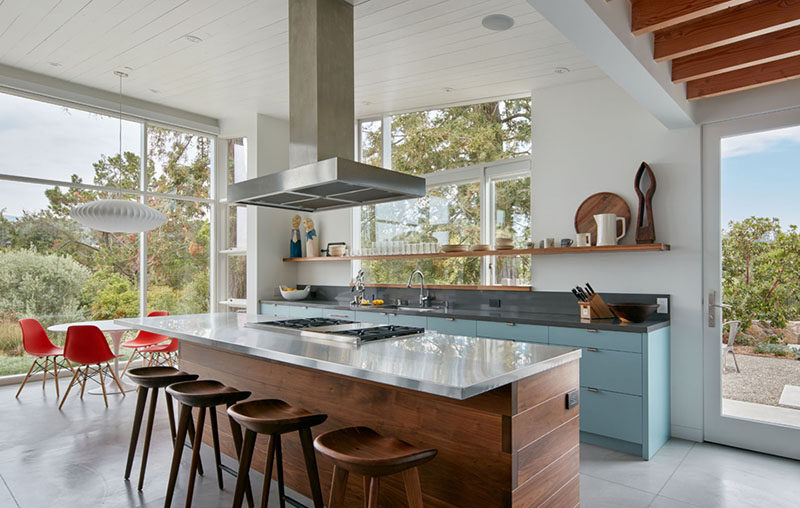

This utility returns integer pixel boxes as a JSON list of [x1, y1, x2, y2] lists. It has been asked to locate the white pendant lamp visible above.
[[70, 71, 166, 233]]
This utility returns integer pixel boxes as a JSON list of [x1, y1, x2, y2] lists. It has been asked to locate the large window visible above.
[[358, 98, 531, 286], [0, 91, 214, 376], [219, 138, 247, 309]]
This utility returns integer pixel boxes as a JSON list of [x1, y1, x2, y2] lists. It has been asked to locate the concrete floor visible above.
[[4, 381, 800, 507]]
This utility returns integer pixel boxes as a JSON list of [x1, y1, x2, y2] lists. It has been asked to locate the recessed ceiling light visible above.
[[441, 87, 454, 93], [183, 34, 203, 43], [48, 62, 62, 67], [482, 14, 514, 31], [554, 67, 570, 74]]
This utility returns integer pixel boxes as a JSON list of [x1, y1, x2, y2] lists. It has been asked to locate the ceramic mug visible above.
[[544, 238, 555, 248], [576, 232, 591, 247], [560, 238, 573, 248]]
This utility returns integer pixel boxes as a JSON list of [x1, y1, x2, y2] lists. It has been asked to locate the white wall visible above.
[[297, 208, 354, 286], [532, 77, 703, 440]]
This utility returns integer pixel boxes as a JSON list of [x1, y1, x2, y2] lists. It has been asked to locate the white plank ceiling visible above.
[[0, 0, 604, 120]]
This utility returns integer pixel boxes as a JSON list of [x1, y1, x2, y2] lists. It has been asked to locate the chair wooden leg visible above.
[[125, 386, 149, 479], [41, 356, 48, 390], [121, 350, 137, 378], [165, 392, 177, 442], [275, 434, 286, 508], [366, 477, 380, 508], [328, 465, 349, 508], [298, 427, 324, 508], [165, 403, 191, 508], [209, 408, 224, 489], [261, 434, 277, 508], [15, 359, 37, 398], [108, 363, 126, 396], [52, 356, 60, 397], [58, 367, 81, 410], [79, 367, 89, 399], [228, 413, 254, 508], [232, 429, 257, 508], [98, 364, 109, 407], [137, 387, 159, 490], [402, 468, 424, 508], [185, 406, 206, 508]]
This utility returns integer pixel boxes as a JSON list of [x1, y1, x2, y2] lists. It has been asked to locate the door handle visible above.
[[505, 322, 516, 326], [587, 387, 599, 392], [329, 314, 348, 318], [446, 317, 455, 321], [707, 290, 731, 327]]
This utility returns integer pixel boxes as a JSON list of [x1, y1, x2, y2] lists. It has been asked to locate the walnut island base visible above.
[[180, 342, 580, 508]]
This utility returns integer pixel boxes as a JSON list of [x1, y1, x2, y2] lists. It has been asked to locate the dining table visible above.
[[47, 319, 138, 394]]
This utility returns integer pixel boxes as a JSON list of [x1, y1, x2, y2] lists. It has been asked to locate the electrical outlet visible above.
[[657, 297, 668, 314], [489, 299, 501, 308]]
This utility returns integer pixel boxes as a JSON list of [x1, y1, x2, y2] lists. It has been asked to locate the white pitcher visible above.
[[594, 213, 626, 246]]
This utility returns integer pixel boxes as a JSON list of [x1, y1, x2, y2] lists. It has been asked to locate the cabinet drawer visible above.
[[476, 320, 548, 343], [260, 303, 275, 316], [387, 314, 428, 328], [355, 311, 388, 324], [549, 327, 642, 353], [321, 309, 355, 321], [271, 304, 293, 318], [427, 317, 477, 337], [580, 388, 642, 444], [289, 306, 323, 319], [581, 348, 642, 395]]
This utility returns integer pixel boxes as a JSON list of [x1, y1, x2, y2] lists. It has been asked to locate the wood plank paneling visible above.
[[672, 24, 800, 82], [514, 360, 580, 413], [516, 417, 579, 488], [631, 0, 749, 36], [653, 0, 800, 61], [512, 446, 580, 508], [512, 393, 579, 450], [686, 53, 800, 99], [539, 474, 580, 508]]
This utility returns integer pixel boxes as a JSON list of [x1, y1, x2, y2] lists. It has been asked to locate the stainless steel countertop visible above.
[[116, 313, 581, 400]]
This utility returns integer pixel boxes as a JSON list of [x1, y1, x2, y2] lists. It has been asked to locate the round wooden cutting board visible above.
[[574, 192, 631, 245]]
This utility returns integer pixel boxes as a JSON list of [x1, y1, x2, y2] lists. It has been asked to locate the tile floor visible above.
[[3, 382, 800, 507]]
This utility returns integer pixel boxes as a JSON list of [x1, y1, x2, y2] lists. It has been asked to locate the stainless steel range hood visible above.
[[227, 0, 425, 211]]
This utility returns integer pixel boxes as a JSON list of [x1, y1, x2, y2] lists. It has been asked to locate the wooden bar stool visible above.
[[314, 427, 437, 508], [227, 399, 327, 508], [124, 366, 199, 490], [164, 380, 253, 508]]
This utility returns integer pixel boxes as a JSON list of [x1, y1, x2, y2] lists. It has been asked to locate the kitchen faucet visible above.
[[406, 269, 431, 307], [351, 269, 366, 306]]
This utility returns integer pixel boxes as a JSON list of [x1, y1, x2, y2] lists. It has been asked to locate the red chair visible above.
[[16, 319, 73, 399], [120, 310, 170, 377], [139, 338, 178, 367], [59, 325, 125, 409]]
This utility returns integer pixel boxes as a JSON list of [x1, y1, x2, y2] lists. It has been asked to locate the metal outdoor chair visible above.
[[722, 320, 741, 373]]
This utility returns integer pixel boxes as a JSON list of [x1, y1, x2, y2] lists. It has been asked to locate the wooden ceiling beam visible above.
[[631, 0, 749, 36], [686, 53, 800, 99], [654, 0, 800, 62], [672, 25, 800, 82]]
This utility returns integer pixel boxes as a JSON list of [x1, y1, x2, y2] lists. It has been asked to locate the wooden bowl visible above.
[[471, 244, 490, 251], [607, 303, 658, 323], [441, 244, 468, 253], [329, 245, 347, 256]]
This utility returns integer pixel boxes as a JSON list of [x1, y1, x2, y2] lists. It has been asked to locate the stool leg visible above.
[[125, 386, 149, 479], [366, 477, 380, 508], [402, 468, 424, 508], [298, 428, 324, 508], [362, 477, 370, 508], [185, 406, 206, 508], [328, 465, 349, 508], [165, 403, 191, 508], [165, 392, 177, 442], [186, 412, 205, 476], [233, 429, 257, 508], [209, 407, 224, 489], [137, 387, 159, 490], [228, 412, 255, 508], [275, 434, 286, 508], [261, 434, 277, 508]]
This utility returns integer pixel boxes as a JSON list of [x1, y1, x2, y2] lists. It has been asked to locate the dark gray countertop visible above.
[[260, 299, 670, 333]]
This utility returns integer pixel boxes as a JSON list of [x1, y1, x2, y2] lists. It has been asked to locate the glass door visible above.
[[703, 110, 800, 459]]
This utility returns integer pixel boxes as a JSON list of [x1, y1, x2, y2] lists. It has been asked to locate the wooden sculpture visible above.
[[634, 162, 656, 244]]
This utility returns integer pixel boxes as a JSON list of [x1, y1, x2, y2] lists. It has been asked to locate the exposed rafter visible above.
[[631, 0, 749, 36], [686, 54, 800, 100]]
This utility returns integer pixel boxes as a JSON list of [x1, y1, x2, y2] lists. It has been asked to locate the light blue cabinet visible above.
[[427, 317, 477, 337], [387, 314, 428, 328], [321, 309, 356, 321], [549, 325, 670, 460], [289, 306, 324, 319], [476, 321, 547, 343], [259, 303, 293, 318], [355, 311, 388, 324]]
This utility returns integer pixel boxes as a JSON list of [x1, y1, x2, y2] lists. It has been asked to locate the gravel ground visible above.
[[722, 353, 800, 406]]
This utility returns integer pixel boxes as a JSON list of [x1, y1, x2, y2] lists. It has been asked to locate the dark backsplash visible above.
[[277, 285, 670, 316]]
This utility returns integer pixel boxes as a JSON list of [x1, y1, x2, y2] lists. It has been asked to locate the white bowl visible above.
[[279, 285, 311, 300]]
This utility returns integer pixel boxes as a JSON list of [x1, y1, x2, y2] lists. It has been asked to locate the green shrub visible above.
[[178, 274, 209, 314], [0, 248, 89, 326], [84, 270, 138, 319], [147, 285, 179, 314], [0, 317, 23, 356], [754, 343, 790, 356]]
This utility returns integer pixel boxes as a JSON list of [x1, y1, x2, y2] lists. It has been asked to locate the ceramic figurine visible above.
[[290, 215, 303, 258], [303, 217, 319, 257]]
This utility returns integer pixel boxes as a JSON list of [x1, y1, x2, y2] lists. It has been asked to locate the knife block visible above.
[[578, 293, 615, 320]]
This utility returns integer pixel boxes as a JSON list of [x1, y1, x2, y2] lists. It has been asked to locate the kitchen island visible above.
[[117, 313, 582, 507]]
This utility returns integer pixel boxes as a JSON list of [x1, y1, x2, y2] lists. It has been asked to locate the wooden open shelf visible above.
[[282, 243, 670, 262]]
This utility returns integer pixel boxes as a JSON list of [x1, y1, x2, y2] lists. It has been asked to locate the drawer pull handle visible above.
[[587, 347, 599, 352], [385, 313, 397, 317], [505, 322, 516, 326], [446, 317, 455, 321], [586, 329, 598, 333], [587, 387, 599, 392], [329, 314, 347, 318]]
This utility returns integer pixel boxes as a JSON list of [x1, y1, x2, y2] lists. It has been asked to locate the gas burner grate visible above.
[[334, 325, 424, 341], [261, 317, 353, 329]]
